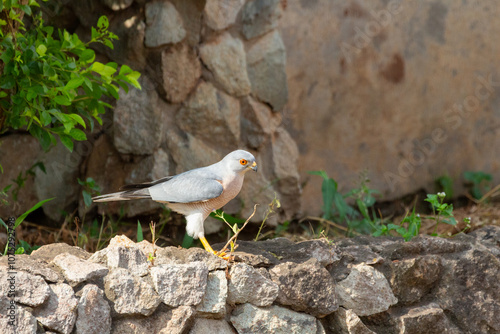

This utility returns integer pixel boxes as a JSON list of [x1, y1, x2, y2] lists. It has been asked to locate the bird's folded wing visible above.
[[148, 175, 224, 203]]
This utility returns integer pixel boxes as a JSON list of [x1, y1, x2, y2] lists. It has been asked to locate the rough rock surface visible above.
[[227, 262, 279, 306], [270, 258, 338, 317], [199, 32, 251, 96], [335, 263, 398, 316], [231, 303, 321, 334], [246, 29, 288, 111], [113, 76, 162, 155], [76, 284, 112, 334], [0, 269, 50, 307], [151, 262, 209, 307], [196, 270, 227, 317], [204, 0, 245, 31], [90, 245, 149, 277], [53, 253, 109, 285], [104, 268, 161, 316], [145, 0, 186, 47], [161, 43, 201, 103], [2, 226, 500, 333], [32, 283, 78, 334]]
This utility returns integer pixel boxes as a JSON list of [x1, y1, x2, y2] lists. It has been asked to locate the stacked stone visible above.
[[0, 0, 301, 227], [1, 226, 499, 333]]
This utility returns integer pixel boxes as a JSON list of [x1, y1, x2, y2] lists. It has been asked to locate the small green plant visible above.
[[424, 192, 457, 235], [78, 177, 101, 208], [435, 174, 454, 200], [0, 197, 53, 255], [136, 220, 144, 242], [464, 171, 492, 200], [373, 206, 421, 241], [308, 170, 381, 235], [255, 194, 280, 241]]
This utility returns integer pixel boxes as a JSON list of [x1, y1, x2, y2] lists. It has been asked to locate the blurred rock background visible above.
[[1, 0, 500, 230]]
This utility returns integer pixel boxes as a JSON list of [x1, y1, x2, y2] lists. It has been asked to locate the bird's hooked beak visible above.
[[250, 161, 258, 172]]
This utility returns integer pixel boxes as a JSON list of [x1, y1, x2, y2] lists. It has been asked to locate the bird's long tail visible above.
[[92, 189, 151, 202]]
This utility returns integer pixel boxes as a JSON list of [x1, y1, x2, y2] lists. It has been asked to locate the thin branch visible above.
[[217, 204, 258, 256]]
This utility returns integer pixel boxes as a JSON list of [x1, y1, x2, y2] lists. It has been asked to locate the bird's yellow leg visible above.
[[199, 236, 229, 259]]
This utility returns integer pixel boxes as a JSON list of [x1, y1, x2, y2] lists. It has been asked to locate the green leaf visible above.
[[137, 221, 144, 242], [64, 77, 84, 90], [41, 110, 51, 126], [59, 134, 74, 151], [68, 114, 86, 128], [69, 128, 86, 141], [15, 198, 54, 228], [82, 190, 92, 207], [97, 16, 109, 29], [91, 62, 116, 78], [80, 49, 95, 63], [36, 44, 47, 56], [54, 95, 71, 106]]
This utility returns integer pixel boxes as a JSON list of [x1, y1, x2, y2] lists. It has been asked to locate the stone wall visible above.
[[1, 225, 499, 333], [0, 0, 301, 225], [280, 0, 500, 214]]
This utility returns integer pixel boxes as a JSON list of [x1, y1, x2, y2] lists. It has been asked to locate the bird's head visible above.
[[223, 150, 258, 173]]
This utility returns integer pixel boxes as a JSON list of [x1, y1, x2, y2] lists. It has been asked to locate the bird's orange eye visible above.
[[240, 159, 248, 165]]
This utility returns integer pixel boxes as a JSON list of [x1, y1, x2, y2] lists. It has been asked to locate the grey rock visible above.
[[176, 81, 240, 148], [227, 263, 278, 307], [145, 0, 186, 47], [102, 0, 133, 11], [155, 246, 228, 271], [111, 305, 195, 334], [241, 0, 283, 39], [231, 303, 319, 334], [470, 225, 500, 258], [269, 258, 338, 317], [434, 248, 500, 333], [196, 270, 227, 317], [0, 134, 41, 218], [397, 304, 461, 334], [326, 307, 375, 334], [0, 269, 50, 307], [53, 253, 109, 285], [0, 254, 60, 282], [169, 0, 203, 47], [76, 285, 112, 334], [390, 255, 441, 305], [161, 43, 201, 103], [151, 262, 209, 307], [241, 96, 281, 149], [32, 283, 78, 334], [204, 0, 245, 30], [31, 243, 91, 262], [104, 268, 160, 316], [272, 127, 302, 216], [113, 75, 162, 155], [199, 32, 251, 96], [34, 139, 83, 221], [104, 14, 147, 70], [246, 30, 288, 110], [165, 129, 223, 175], [89, 246, 149, 277], [190, 318, 236, 334], [0, 297, 37, 334], [336, 263, 397, 316]]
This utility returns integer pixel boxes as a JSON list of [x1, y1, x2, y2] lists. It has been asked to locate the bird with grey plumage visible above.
[[92, 150, 257, 257]]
